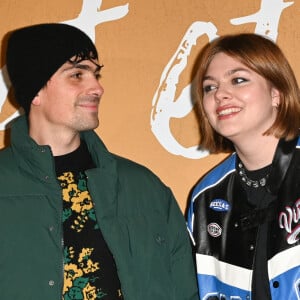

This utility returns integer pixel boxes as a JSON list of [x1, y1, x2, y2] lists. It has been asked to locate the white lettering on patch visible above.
[[279, 198, 300, 244]]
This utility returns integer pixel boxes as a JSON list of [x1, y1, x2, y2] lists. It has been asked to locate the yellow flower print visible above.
[[61, 183, 81, 202], [58, 172, 75, 184], [78, 248, 93, 262], [63, 263, 83, 293], [71, 190, 93, 213], [83, 282, 98, 300], [78, 248, 100, 274], [83, 259, 100, 274]]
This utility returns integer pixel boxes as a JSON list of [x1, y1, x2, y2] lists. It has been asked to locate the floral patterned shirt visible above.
[[55, 141, 123, 300]]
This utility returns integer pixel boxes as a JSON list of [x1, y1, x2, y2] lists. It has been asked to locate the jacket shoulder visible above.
[[0, 146, 15, 166], [191, 153, 236, 200], [112, 153, 167, 189]]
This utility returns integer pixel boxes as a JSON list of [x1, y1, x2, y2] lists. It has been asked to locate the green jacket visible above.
[[0, 115, 198, 300]]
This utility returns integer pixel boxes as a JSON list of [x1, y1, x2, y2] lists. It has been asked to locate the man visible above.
[[1, 23, 198, 299]]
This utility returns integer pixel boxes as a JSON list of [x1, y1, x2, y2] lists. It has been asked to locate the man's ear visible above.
[[31, 94, 41, 106]]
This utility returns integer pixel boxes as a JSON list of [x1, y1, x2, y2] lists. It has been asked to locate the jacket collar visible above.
[[10, 115, 116, 185], [267, 137, 299, 195], [10, 115, 56, 183]]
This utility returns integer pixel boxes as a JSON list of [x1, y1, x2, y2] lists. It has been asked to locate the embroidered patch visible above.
[[209, 199, 231, 212], [207, 222, 222, 237], [279, 198, 300, 244]]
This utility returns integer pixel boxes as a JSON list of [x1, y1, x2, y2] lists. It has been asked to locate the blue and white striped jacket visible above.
[[188, 137, 300, 300]]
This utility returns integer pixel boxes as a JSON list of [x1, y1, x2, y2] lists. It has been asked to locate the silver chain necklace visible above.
[[237, 162, 269, 188]]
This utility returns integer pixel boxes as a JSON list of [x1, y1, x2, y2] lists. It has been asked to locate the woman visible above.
[[187, 33, 300, 300]]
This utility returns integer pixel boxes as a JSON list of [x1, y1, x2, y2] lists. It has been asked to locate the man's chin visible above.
[[77, 119, 99, 132]]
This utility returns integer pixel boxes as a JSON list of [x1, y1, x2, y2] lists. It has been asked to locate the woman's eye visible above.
[[232, 77, 247, 84], [203, 84, 216, 93]]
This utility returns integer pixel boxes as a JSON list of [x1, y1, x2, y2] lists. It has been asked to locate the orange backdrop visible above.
[[0, 0, 299, 212]]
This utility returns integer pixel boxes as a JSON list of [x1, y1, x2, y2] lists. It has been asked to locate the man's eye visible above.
[[71, 72, 82, 79], [95, 73, 102, 80]]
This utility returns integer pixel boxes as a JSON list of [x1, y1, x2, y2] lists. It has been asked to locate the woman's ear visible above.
[[271, 87, 280, 108]]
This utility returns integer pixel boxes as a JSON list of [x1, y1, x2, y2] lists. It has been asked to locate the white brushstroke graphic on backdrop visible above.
[[150, 0, 294, 159], [151, 21, 217, 159], [230, 0, 293, 41], [0, 0, 129, 129]]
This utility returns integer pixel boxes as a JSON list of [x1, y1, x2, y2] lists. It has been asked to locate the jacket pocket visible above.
[[0, 195, 62, 298]]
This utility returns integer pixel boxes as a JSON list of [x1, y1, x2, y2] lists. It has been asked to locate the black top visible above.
[[55, 141, 123, 299], [238, 162, 272, 300]]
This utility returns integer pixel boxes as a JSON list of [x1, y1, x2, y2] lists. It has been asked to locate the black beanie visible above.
[[6, 23, 98, 114]]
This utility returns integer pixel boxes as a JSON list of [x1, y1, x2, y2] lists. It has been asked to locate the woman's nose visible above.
[[214, 84, 231, 103]]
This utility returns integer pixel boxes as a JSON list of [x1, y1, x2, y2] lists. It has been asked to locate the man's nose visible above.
[[89, 78, 104, 97]]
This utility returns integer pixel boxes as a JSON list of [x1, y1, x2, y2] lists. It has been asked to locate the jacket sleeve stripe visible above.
[[196, 253, 252, 291], [268, 244, 300, 279]]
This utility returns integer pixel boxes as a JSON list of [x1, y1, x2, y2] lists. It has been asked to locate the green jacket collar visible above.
[[10, 115, 117, 186]]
